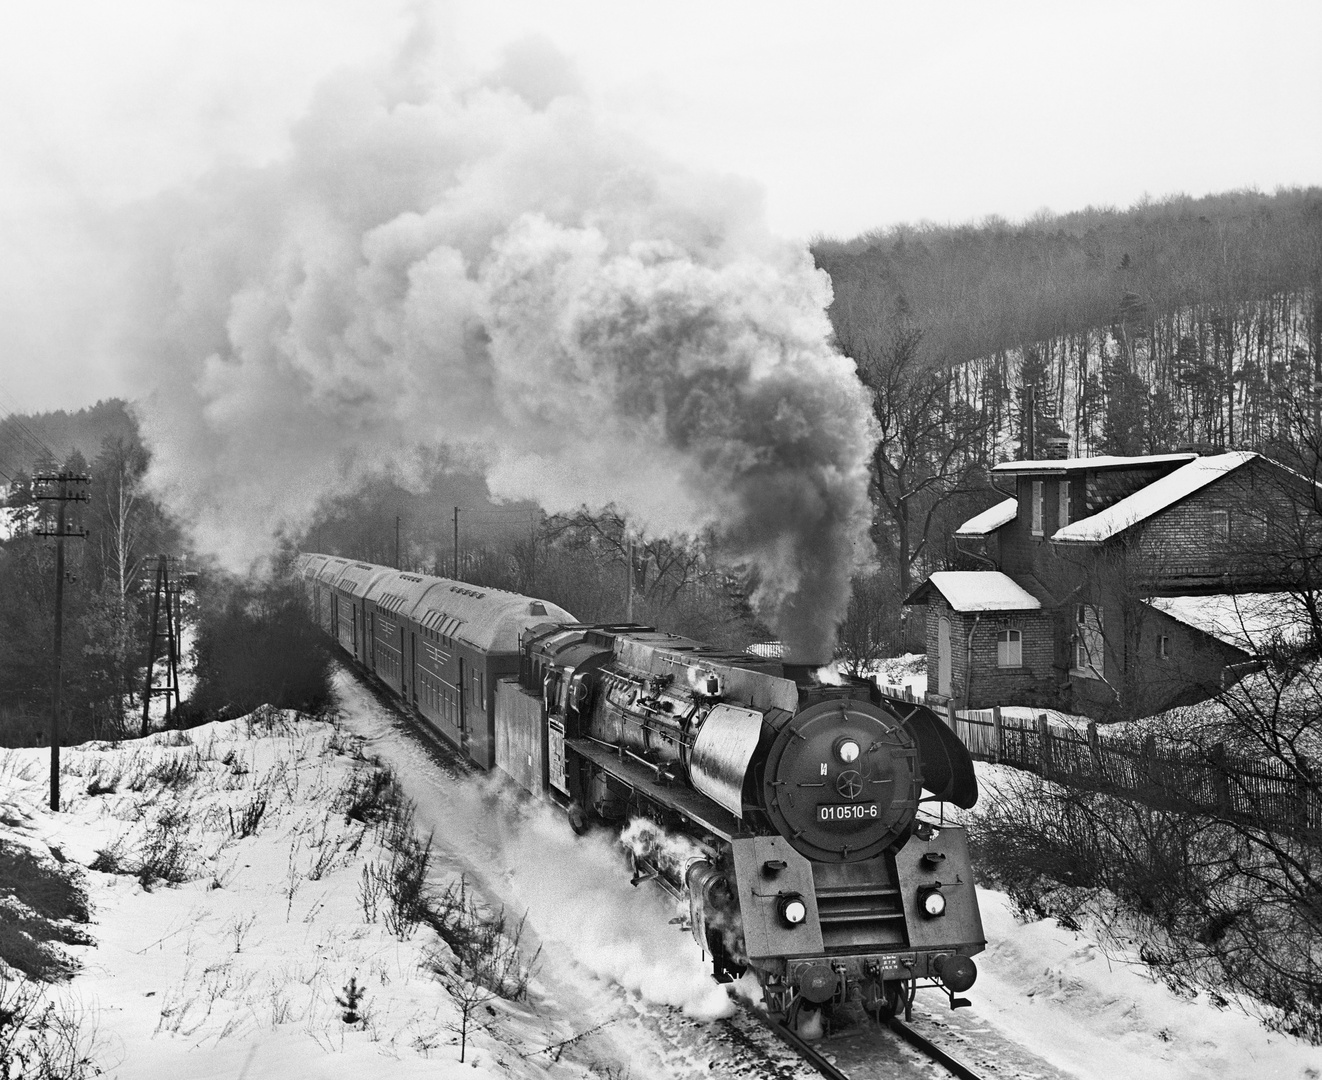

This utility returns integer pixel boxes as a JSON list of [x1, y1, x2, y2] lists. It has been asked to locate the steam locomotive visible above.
[[294, 553, 984, 1023]]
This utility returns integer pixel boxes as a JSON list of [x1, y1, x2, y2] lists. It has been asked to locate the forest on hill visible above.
[[817, 187, 1322, 461], [0, 398, 138, 482]]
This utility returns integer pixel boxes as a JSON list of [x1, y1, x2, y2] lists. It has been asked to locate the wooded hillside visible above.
[[817, 188, 1322, 462]]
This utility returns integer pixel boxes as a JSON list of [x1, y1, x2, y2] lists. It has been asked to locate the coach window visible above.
[[996, 629, 1022, 668], [1157, 634, 1171, 660], [1031, 481, 1044, 536]]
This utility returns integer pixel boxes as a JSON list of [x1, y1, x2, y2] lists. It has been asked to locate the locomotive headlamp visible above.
[[777, 893, 808, 927], [836, 738, 861, 764], [919, 886, 947, 918]]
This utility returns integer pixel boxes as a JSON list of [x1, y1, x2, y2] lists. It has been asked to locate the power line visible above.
[[0, 385, 59, 475]]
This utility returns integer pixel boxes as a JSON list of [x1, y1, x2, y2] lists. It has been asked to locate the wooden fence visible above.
[[878, 684, 1321, 837]]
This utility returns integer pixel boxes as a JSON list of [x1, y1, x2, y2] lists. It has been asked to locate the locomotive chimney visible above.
[[781, 662, 829, 685]]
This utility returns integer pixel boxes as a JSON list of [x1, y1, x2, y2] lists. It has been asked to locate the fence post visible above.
[[992, 706, 1002, 764], [1037, 713, 1051, 776], [1142, 733, 1160, 796], [1209, 742, 1231, 815]]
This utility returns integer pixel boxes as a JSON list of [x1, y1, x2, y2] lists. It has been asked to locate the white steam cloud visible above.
[[121, 27, 877, 658]]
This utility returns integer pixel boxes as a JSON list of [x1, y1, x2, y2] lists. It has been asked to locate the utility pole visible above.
[[395, 515, 401, 570], [528, 511, 536, 593], [453, 506, 460, 579], [140, 555, 181, 736], [1022, 384, 1036, 460], [625, 538, 635, 622], [34, 471, 91, 812]]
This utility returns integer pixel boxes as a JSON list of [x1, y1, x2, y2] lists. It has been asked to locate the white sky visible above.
[[1, 0, 1319, 411]]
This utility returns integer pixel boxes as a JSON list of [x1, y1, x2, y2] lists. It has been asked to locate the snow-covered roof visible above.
[[913, 571, 1042, 612], [1147, 592, 1309, 651], [993, 453, 1196, 474], [1051, 451, 1256, 543], [955, 497, 1017, 537]]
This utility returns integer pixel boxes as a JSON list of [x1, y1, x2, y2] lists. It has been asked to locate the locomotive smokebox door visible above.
[[761, 698, 921, 863], [731, 836, 823, 959]]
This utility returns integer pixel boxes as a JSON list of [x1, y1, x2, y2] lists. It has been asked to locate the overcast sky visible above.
[[2, 0, 1319, 413]]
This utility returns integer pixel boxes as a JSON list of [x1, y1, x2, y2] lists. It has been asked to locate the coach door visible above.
[[457, 658, 467, 746], [409, 632, 417, 707]]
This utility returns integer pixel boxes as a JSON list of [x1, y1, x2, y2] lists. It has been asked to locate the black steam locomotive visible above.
[[295, 553, 984, 1022]]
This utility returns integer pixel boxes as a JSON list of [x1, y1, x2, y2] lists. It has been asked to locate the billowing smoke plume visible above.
[[120, 29, 877, 659]]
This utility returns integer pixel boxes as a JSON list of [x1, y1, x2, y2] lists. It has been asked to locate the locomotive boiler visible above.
[[294, 553, 985, 1023]]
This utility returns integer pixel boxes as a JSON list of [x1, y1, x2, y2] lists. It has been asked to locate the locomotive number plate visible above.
[[816, 802, 878, 822]]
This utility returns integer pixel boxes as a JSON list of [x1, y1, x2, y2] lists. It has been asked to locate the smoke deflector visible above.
[[689, 703, 765, 817]]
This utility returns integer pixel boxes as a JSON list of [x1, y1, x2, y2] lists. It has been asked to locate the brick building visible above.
[[905, 451, 1321, 718]]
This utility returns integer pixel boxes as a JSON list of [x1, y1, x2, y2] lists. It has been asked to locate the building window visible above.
[[1074, 604, 1104, 679], [1031, 481, 1044, 536], [997, 629, 1022, 667], [1210, 509, 1229, 542], [1157, 634, 1171, 661], [1059, 480, 1071, 527]]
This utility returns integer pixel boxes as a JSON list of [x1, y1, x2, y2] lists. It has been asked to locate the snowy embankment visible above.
[[2, 680, 1319, 1079], [0, 708, 634, 1079], [965, 761, 1320, 1080]]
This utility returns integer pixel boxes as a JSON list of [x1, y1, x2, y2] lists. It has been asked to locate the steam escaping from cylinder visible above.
[[118, 25, 878, 658]]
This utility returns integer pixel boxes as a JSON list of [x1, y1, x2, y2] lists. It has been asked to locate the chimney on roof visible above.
[[1041, 436, 1070, 460]]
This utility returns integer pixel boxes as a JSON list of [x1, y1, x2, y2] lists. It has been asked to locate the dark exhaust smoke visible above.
[[119, 29, 878, 660]]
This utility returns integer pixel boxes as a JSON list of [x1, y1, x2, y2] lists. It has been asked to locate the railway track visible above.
[[887, 1017, 985, 1080], [760, 1012, 987, 1080]]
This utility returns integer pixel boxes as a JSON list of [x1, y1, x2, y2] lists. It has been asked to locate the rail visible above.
[[889, 1017, 985, 1080], [751, 1007, 988, 1080]]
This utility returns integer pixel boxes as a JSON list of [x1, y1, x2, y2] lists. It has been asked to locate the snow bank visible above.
[[0, 714, 584, 1078]]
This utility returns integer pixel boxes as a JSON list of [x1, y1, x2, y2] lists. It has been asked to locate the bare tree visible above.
[[834, 569, 900, 675], [838, 311, 993, 599], [541, 508, 705, 608]]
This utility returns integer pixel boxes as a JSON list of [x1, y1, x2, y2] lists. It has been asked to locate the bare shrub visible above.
[[424, 875, 540, 1002], [358, 863, 386, 923], [335, 764, 403, 826], [84, 768, 121, 797], [135, 807, 195, 890], [227, 793, 268, 839], [382, 833, 432, 940], [304, 821, 352, 881], [0, 976, 105, 1079]]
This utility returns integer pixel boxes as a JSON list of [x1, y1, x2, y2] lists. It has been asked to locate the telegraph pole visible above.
[[453, 506, 460, 579], [140, 555, 182, 736], [625, 538, 635, 622], [395, 515, 401, 569], [528, 511, 536, 593], [34, 471, 91, 812]]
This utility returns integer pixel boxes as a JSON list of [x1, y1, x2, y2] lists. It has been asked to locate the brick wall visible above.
[[924, 597, 1056, 709], [1137, 458, 1315, 590]]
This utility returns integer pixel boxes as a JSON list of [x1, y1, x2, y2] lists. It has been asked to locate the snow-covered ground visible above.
[[1, 675, 1319, 1079]]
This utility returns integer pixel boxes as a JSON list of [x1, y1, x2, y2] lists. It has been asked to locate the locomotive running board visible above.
[[566, 736, 743, 840]]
